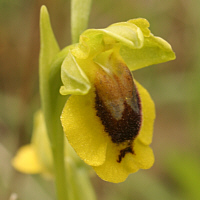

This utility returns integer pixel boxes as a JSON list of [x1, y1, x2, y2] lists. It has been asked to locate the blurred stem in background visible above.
[[71, 0, 92, 43]]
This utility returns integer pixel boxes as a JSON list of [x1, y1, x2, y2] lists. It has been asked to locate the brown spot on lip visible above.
[[117, 146, 134, 163], [95, 88, 141, 143], [94, 60, 142, 162]]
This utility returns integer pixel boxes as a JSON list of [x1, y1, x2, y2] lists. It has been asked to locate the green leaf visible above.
[[60, 51, 91, 95], [39, 5, 60, 123], [39, 5, 60, 72]]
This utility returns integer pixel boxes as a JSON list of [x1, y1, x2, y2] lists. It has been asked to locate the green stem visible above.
[[71, 0, 93, 43], [39, 6, 68, 200], [40, 1, 93, 198], [50, 115, 67, 200]]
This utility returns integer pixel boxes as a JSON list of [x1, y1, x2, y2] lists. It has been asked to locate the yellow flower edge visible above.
[[135, 80, 155, 145], [61, 87, 108, 167], [12, 145, 43, 174], [93, 139, 154, 183], [61, 80, 155, 183]]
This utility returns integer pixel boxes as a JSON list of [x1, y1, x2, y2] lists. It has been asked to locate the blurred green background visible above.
[[1, 0, 200, 199]]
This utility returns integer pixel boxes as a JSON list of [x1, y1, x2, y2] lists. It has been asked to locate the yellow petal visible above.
[[126, 139, 154, 170], [93, 140, 139, 183], [135, 80, 155, 145], [93, 138, 154, 183], [12, 145, 43, 174], [61, 88, 108, 166]]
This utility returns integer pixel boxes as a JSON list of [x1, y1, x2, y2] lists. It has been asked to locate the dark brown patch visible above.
[[117, 146, 134, 163], [95, 89, 141, 144], [94, 62, 142, 162]]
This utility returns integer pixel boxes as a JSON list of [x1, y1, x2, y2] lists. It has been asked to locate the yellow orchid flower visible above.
[[12, 110, 83, 177], [12, 110, 53, 176], [60, 18, 175, 183], [14, 8, 175, 184]]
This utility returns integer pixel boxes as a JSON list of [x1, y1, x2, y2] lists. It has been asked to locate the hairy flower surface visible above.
[[60, 18, 175, 182]]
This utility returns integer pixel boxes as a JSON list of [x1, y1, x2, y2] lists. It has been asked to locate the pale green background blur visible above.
[[1, 0, 200, 200]]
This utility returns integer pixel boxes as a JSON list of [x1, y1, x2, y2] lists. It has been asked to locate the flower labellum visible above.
[[59, 18, 175, 183], [94, 58, 141, 163]]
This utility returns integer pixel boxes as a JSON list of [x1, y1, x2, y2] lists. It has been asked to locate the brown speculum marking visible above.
[[94, 61, 142, 163], [117, 146, 133, 163]]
